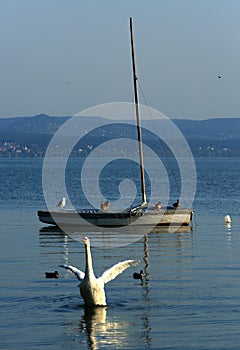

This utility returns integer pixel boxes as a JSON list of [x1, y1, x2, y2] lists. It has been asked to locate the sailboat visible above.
[[37, 18, 193, 228]]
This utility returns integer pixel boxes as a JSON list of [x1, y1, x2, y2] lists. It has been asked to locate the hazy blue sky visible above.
[[0, 0, 239, 119]]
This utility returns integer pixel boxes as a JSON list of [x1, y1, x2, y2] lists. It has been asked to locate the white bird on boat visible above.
[[59, 237, 139, 307], [56, 197, 66, 208]]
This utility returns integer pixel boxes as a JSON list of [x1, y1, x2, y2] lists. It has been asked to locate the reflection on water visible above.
[[81, 307, 107, 350], [39, 224, 194, 280], [141, 234, 152, 349], [151, 225, 193, 234], [62, 306, 134, 350], [39, 224, 193, 247], [38, 224, 195, 349], [225, 224, 232, 268], [81, 307, 131, 350], [39, 228, 70, 268]]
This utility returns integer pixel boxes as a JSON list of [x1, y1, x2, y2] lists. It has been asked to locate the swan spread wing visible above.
[[99, 260, 139, 284], [59, 264, 85, 281]]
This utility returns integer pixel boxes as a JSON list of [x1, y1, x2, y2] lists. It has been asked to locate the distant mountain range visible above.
[[1, 114, 240, 157]]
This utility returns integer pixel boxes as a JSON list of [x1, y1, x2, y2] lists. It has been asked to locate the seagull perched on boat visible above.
[[56, 197, 66, 208], [59, 237, 139, 307], [100, 200, 110, 211], [173, 199, 180, 209], [155, 201, 161, 210]]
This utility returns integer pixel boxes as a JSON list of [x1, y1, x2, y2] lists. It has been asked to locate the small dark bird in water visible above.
[[45, 271, 59, 279], [133, 270, 144, 280]]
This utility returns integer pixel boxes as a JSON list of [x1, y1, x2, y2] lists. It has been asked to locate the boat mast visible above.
[[130, 17, 147, 206]]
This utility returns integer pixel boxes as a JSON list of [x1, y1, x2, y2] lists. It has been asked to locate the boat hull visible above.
[[37, 208, 193, 227]]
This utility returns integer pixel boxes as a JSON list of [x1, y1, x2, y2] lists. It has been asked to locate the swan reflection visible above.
[[81, 307, 107, 350], [80, 307, 130, 350]]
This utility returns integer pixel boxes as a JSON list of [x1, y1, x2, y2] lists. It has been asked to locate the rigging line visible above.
[[137, 78, 150, 109], [137, 78, 155, 124], [137, 78, 181, 204]]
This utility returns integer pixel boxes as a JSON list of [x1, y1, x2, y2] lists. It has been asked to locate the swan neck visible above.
[[85, 243, 94, 277]]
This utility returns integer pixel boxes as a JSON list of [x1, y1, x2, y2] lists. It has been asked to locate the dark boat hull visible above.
[[37, 208, 193, 227]]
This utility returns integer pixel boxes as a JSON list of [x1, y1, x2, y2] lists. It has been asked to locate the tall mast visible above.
[[130, 17, 147, 205]]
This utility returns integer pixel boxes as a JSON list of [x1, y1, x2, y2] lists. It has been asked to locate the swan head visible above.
[[82, 237, 90, 246]]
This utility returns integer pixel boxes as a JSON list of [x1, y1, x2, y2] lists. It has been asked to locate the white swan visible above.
[[59, 237, 139, 307]]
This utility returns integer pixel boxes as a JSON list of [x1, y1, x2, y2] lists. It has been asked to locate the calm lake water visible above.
[[1, 158, 240, 349]]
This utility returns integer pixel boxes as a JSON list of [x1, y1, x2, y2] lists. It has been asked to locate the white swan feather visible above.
[[99, 260, 139, 284], [58, 264, 85, 281]]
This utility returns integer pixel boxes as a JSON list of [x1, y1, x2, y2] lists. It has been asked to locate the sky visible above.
[[0, 0, 239, 119]]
